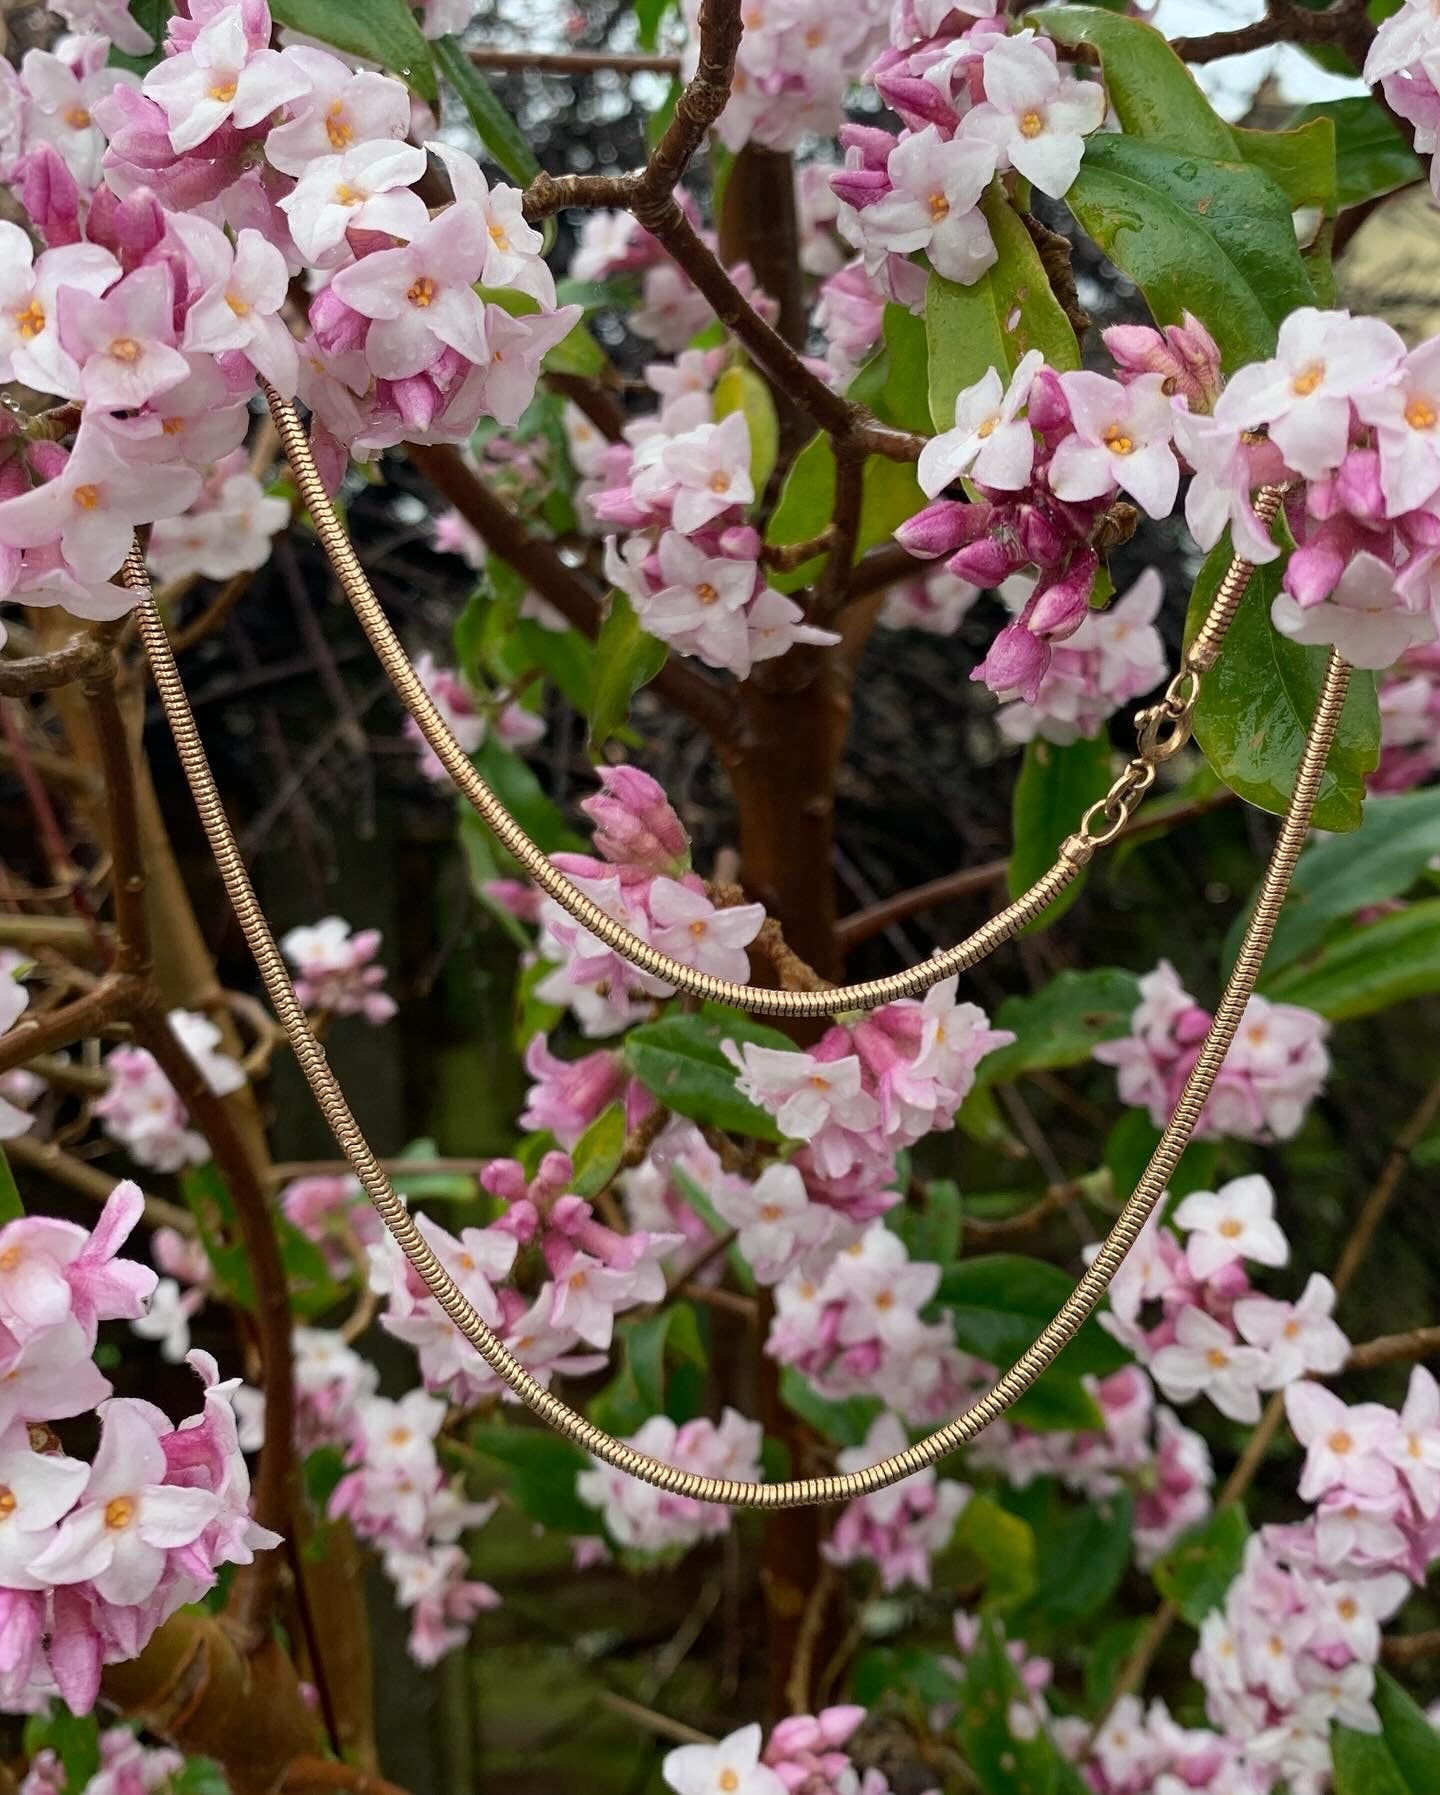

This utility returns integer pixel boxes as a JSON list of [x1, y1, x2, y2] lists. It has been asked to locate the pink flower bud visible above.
[[948, 533, 1019, 585], [830, 168, 891, 212], [1335, 448, 1385, 522], [718, 524, 762, 559], [18, 146, 81, 247], [309, 285, 370, 356], [1027, 550, 1097, 640], [1027, 367, 1072, 435], [895, 499, 989, 560], [973, 620, 1049, 701], [582, 765, 690, 873], [838, 124, 897, 170]]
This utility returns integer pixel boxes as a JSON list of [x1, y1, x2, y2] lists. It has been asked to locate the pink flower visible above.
[[279, 140, 427, 264], [330, 205, 492, 380], [383, 1543, 499, 1666], [578, 1411, 763, 1554], [962, 32, 1106, 198], [1382, 1365, 1440, 1518], [1234, 1272, 1350, 1389], [709, 1162, 843, 1286], [1272, 548, 1435, 669], [19, 41, 131, 189], [918, 351, 1043, 498], [0, 417, 201, 586], [664, 1726, 788, 1795], [1285, 1382, 1402, 1502], [31, 1400, 220, 1605], [1050, 371, 1180, 518], [823, 1411, 969, 1591], [634, 412, 755, 533], [176, 217, 298, 397], [405, 652, 485, 779], [142, 2, 309, 153], [723, 1041, 882, 1176], [1353, 337, 1440, 514], [280, 916, 396, 1025], [645, 879, 764, 984], [1150, 1307, 1267, 1423], [55, 262, 188, 412], [147, 466, 290, 584], [581, 766, 690, 874], [520, 1036, 626, 1149], [0, 226, 119, 396], [1173, 1174, 1289, 1281], [0, 1442, 89, 1591], [1214, 305, 1406, 480], [264, 46, 411, 176], [847, 126, 997, 285]]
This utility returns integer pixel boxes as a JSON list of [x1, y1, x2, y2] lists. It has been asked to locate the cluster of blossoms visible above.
[[725, 977, 1012, 1223], [94, 1008, 244, 1173], [1100, 1174, 1349, 1426], [822, 1412, 969, 1590], [662, 1711, 933, 1795], [1185, 1367, 1440, 1792], [0, 1184, 275, 1712], [576, 1410, 763, 1554], [280, 915, 396, 1025], [367, 1148, 679, 1406], [1082, 1694, 1252, 1795], [405, 650, 545, 782], [968, 1363, 1214, 1570], [834, 28, 1106, 289], [767, 1225, 990, 1423], [527, 765, 766, 1037], [901, 305, 1440, 696], [280, 1171, 382, 1280], [686, 0, 888, 152], [596, 360, 841, 679], [21, 1723, 184, 1795], [0, 2, 580, 643], [1094, 961, 1329, 1145]]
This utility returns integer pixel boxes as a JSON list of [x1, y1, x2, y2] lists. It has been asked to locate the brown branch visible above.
[[1345, 1323, 1440, 1372], [0, 975, 140, 1076], [469, 46, 683, 74], [836, 788, 1240, 952], [0, 914, 108, 952], [843, 540, 924, 606], [814, 450, 865, 624], [597, 1691, 714, 1747], [170, 571, 255, 655], [1384, 1628, 1440, 1665], [82, 671, 152, 977], [1168, 0, 1372, 62], [5, 1133, 195, 1234], [404, 441, 736, 743], [1100, 1065, 1440, 1726], [0, 623, 118, 695]]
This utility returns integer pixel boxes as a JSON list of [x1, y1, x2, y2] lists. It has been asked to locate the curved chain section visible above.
[[264, 386, 1284, 1019], [127, 519, 1350, 1506]]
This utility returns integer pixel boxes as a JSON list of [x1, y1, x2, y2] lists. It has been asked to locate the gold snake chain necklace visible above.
[[122, 394, 1351, 1507]]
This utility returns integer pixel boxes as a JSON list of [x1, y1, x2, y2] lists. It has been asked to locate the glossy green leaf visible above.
[[472, 735, 582, 854], [24, 1710, 100, 1791], [0, 1148, 21, 1225], [622, 1005, 792, 1140], [1065, 135, 1316, 371], [1373, 1670, 1440, 1790], [570, 1104, 627, 1199], [1243, 788, 1440, 975], [779, 1368, 882, 1447], [852, 1646, 961, 1711], [1008, 1484, 1136, 1633], [713, 365, 780, 496], [1291, 96, 1422, 207], [881, 302, 933, 434], [977, 967, 1141, 1087], [588, 590, 669, 747], [432, 36, 539, 182], [954, 1619, 1071, 1794], [764, 436, 926, 593], [926, 185, 1081, 431], [1333, 1729, 1413, 1795], [542, 318, 612, 380], [1263, 897, 1440, 1020], [1104, 1109, 1219, 1207], [467, 1424, 594, 1533], [270, 0, 436, 102], [1153, 1505, 1249, 1623], [951, 1493, 1037, 1610], [937, 1254, 1129, 1384], [1033, 7, 1236, 157], [1183, 529, 1379, 832], [890, 1178, 963, 1267], [1233, 113, 1337, 214], [593, 1302, 708, 1433], [1008, 733, 1114, 933]]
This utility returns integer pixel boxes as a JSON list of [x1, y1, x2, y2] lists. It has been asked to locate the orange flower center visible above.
[[1103, 424, 1135, 455], [927, 191, 950, 221], [73, 484, 100, 511], [1291, 361, 1325, 397], [1219, 1217, 1244, 1239], [0, 1487, 15, 1518], [1328, 1429, 1353, 1454], [1018, 109, 1045, 139], [407, 277, 437, 308], [14, 299, 45, 340], [108, 336, 142, 363], [325, 102, 353, 150], [708, 471, 730, 493], [208, 80, 238, 104], [104, 1496, 136, 1531], [226, 292, 251, 316], [1405, 395, 1437, 431], [696, 581, 718, 604], [64, 104, 91, 130]]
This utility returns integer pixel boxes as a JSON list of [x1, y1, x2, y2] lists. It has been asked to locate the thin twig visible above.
[[5, 1133, 194, 1233], [468, 45, 682, 74]]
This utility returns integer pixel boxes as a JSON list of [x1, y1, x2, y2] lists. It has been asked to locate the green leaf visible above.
[[473, 735, 582, 855], [779, 1367, 882, 1447], [1184, 528, 1379, 832], [1332, 1727, 1416, 1795], [1153, 1505, 1249, 1623], [1010, 1486, 1136, 1633], [1104, 1109, 1219, 1207], [938, 1255, 1129, 1377], [1008, 733, 1114, 933], [977, 967, 1141, 1087], [541, 318, 612, 380], [467, 1423, 594, 1533], [24, 1709, 101, 1789], [1373, 1670, 1440, 1790], [626, 1302, 705, 1414], [764, 435, 926, 594], [622, 1005, 791, 1140], [1263, 896, 1440, 1020], [570, 1104, 627, 1200], [0, 1147, 22, 1224], [1291, 97, 1422, 207], [459, 809, 533, 949], [952, 1493, 1037, 1610], [269, 0, 436, 103], [389, 1137, 479, 1202], [881, 302, 933, 434], [1033, 6, 1237, 157], [954, 1618, 1077, 1793], [853, 1646, 961, 1711], [1065, 135, 1316, 372], [926, 185, 1081, 431], [589, 590, 669, 747], [713, 365, 780, 497], [1233, 114, 1338, 215], [635, 0, 681, 49], [179, 1162, 342, 1321], [890, 1178, 962, 1267], [1245, 788, 1440, 975], [1085, 1618, 1150, 1712], [431, 36, 539, 182]]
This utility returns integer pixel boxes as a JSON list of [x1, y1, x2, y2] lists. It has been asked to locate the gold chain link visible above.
[[124, 430, 1335, 1507]]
